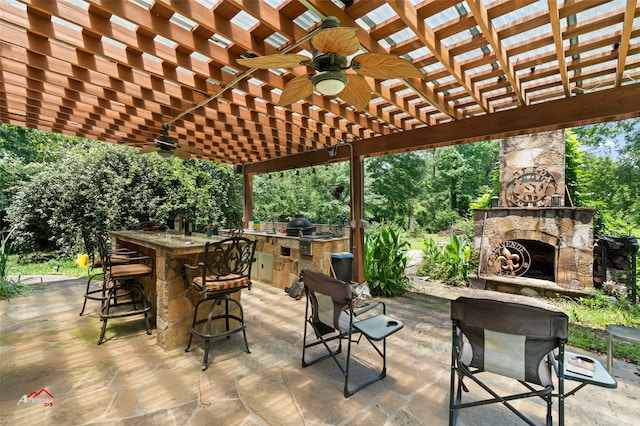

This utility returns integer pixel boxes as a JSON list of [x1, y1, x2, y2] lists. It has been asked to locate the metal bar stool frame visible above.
[[78, 228, 135, 316], [94, 232, 153, 345], [182, 236, 257, 370]]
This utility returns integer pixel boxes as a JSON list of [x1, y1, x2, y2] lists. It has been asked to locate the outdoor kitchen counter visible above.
[[241, 230, 350, 289], [110, 229, 350, 349], [110, 230, 225, 350]]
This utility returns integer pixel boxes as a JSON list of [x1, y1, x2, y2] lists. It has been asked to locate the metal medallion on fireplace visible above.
[[488, 241, 531, 277], [505, 166, 558, 207]]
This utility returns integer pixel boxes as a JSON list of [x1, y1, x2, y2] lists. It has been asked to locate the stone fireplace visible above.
[[473, 130, 595, 297]]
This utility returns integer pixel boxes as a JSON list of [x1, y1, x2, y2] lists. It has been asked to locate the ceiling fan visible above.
[[236, 16, 422, 111], [138, 124, 205, 160]]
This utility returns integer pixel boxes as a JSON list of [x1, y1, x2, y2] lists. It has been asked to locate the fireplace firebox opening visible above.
[[515, 239, 555, 282]]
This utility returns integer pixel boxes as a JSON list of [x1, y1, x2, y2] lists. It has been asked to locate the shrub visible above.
[[5, 142, 241, 257], [364, 224, 410, 297], [431, 208, 462, 233], [417, 233, 472, 286]]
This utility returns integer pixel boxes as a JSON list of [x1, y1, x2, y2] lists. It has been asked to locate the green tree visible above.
[[0, 124, 80, 228], [252, 162, 350, 225], [365, 152, 427, 230], [6, 138, 240, 256], [572, 119, 640, 235], [421, 141, 498, 231]]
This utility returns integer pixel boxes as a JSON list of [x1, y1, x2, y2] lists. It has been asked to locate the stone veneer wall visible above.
[[248, 234, 349, 290], [499, 129, 566, 208], [474, 207, 594, 289]]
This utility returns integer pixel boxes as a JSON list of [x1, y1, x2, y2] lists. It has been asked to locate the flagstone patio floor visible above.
[[1, 275, 638, 425]]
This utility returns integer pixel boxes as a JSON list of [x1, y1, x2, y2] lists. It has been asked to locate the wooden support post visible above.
[[351, 152, 365, 284]]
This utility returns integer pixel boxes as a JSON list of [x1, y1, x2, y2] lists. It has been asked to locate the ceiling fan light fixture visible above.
[[312, 71, 348, 96]]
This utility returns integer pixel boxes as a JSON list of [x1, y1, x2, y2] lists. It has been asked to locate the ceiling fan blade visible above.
[[173, 148, 192, 161], [236, 54, 309, 69], [352, 53, 422, 80], [311, 27, 359, 57], [337, 74, 371, 111], [277, 74, 314, 106], [178, 145, 205, 155], [138, 146, 157, 154]]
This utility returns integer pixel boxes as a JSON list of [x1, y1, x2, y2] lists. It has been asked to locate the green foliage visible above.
[[555, 291, 640, 363], [366, 152, 427, 230], [364, 224, 410, 297], [431, 209, 462, 234], [0, 227, 29, 299], [572, 119, 640, 233], [564, 129, 585, 207], [363, 142, 498, 233], [417, 233, 473, 286], [559, 290, 640, 328], [419, 239, 442, 276], [2, 125, 241, 256], [252, 163, 350, 224]]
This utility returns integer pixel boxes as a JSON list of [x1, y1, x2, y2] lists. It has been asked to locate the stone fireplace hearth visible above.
[[472, 130, 595, 297]]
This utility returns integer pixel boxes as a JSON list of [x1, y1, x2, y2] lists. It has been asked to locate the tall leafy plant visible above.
[[418, 233, 472, 286], [441, 233, 472, 285], [5, 139, 241, 256], [364, 224, 409, 297]]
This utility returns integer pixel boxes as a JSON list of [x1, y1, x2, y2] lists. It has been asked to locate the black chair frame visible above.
[[449, 296, 616, 426], [450, 324, 560, 425], [94, 232, 153, 345], [78, 228, 136, 316], [301, 269, 403, 398]]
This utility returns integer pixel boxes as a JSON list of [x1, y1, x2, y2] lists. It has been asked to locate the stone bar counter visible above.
[[110, 230, 225, 350], [110, 228, 350, 349]]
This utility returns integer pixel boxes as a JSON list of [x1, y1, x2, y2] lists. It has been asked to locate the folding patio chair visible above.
[[301, 269, 404, 398], [449, 296, 617, 426]]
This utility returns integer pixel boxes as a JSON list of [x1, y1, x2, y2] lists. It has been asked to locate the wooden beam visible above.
[[355, 84, 640, 157], [351, 153, 365, 283], [616, 0, 636, 86], [548, 0, 571, 99], [245, 84, 640, 174]]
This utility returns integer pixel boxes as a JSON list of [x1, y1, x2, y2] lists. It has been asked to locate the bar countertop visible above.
[[110, 230, 224, 254]]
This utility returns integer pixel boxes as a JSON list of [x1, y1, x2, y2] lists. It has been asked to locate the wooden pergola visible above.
[[2, 0, 640, 282]]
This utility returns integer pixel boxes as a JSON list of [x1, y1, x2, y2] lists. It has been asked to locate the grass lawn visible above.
[[6, 254, 87, 278], [555, 292, 640, 365], [401, 232, 449, 250]]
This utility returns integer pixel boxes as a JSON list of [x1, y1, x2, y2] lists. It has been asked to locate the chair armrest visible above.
[[551, 350, 617, 389], [182, 262, 205, 289], [353, 301, 384, 316], [123, 255, 154, 270], [353, 314, 403, 341]]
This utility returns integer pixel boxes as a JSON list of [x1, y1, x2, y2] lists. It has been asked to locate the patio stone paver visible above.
[[1, 275, 639, 425]]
